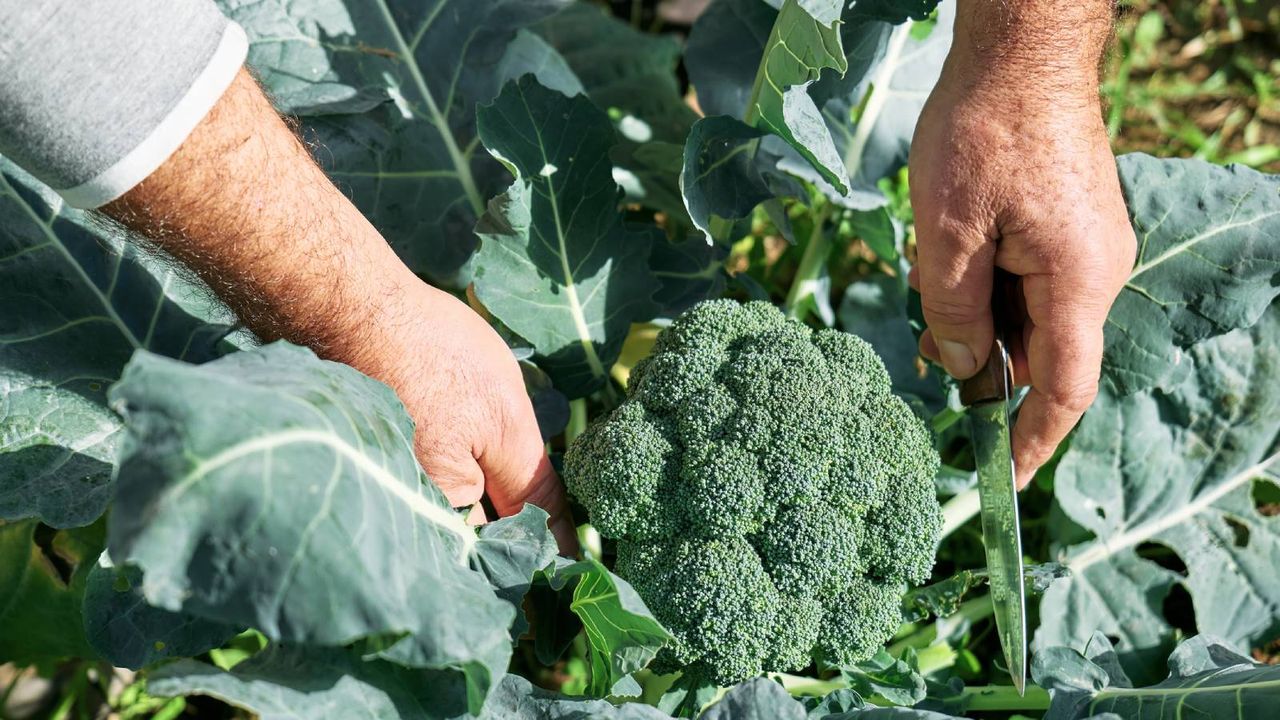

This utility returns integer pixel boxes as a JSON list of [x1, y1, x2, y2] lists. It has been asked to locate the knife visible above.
[[961, 279, 1027, 695]]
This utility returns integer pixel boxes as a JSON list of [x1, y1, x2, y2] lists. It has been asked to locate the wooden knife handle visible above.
[[959, 270, 1017, 406]]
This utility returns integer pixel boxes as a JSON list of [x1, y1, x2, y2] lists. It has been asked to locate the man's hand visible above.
[[103, 69, 577, 550], [341, 283, 574, 547], [909, 0, 1137, 487]]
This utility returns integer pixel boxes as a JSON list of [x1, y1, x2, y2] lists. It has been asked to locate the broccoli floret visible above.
[[563, 300, 942, 684]]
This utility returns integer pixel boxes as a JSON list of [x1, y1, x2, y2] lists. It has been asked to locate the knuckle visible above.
[[1045, 376, 1099, 415], [921, 295, 987, 328]]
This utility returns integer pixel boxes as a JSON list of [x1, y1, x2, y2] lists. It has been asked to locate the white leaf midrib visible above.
[[1067, 451, 1280, 572], [160, 427, 475, 560]]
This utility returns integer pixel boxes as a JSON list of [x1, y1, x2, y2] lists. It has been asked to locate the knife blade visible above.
[[963, 334, 1027, 695]]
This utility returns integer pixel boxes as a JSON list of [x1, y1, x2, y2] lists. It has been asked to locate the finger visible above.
[[913, 213, 996, 380], [421, 454, 487, 508], [1009, 315, 1033, 387], [1011, 278, 1107, 489], [919, 328, 940, 365], [465, 503, 488, 526], [481, 400, 580, 555]]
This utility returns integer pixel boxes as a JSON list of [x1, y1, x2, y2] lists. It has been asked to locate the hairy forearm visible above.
[[101, 68, 418, 367], [951, 0, 1115, 103]]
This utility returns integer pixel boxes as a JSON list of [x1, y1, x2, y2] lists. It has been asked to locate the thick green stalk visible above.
[[566, 398, 588, 445], [887, 594, 994, 657], [783, 204, 836, 320], [940, 488, 981, 539], [961, 684, 1051, 712]]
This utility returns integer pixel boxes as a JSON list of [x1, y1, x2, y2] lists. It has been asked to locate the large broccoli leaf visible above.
[[0, 160, 232, 528], [1103, 154, 1280, 395], [533, 3, 696, 224], [218, 0, 572, 285], [107, 343, 513, 711], [151, 649, 676, 719], [1038, 157, 1280, 684], [1034, 634, 1280, 719], [82, 561, 241, 671], [1038, 310, 1280, 683], [472, 76, 660, 398], [782, 5, 953, 209]]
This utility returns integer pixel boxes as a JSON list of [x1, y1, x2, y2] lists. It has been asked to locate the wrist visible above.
[[947, 0, 1111, 108]]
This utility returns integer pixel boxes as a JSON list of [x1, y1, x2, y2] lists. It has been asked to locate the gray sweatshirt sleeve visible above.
[[0, 1, 247, 208]]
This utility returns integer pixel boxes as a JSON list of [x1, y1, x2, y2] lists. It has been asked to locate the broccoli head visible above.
[[563, 300, 942, 684]]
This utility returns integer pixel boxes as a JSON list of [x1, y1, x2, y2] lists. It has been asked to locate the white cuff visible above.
[[58, 22, 249, 209]]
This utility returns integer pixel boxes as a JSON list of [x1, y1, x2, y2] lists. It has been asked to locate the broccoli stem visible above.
[[887, 595, 994, 657], [567, 398, 588, 444], [783, 204, 836, 320], [960, 684, 1051, 711], [914, 641, 958, 675], [939, 488, 982, 539], [773, 670, 1050, 712]]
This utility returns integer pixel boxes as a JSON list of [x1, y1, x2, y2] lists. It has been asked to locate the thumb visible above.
[[480, 400, 579, 555], [913, 216, 996, 380]]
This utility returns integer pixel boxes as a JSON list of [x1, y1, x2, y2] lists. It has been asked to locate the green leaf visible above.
[[680, 116, 774, 242], [685, 0, 779, 120], [658, 673, 720, 718], [839, 273, 944, 408], [541, 557, 672, 698], [1104, 154, 1280, 394], [744, 0, 849, 194], [841, 649, 927, 706], [0, 519, 103, 664], [470, 505, 560, 639], [0, 160, 231, 528], [1039, 309, 1280, 683], [785, 6, 953, 209], [153, 651, 677, 719], [699, 678, 805, 719], [106, 342, 512, 710], [150, 648, 475, 720], [496, 30, 585, 99], [649, 236, 730, 317], [533, 3, 697, 222], [223, 0, 572, 285], [1035, 634, 1280, 719], [472, 76, 660, 398], [83, 561, 240, 670]]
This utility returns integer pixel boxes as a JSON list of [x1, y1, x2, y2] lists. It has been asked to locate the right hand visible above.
[[907, 42, 1136, 488]]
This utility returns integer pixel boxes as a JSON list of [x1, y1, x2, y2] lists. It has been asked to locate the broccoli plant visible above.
[[565, 300, 942, 684]]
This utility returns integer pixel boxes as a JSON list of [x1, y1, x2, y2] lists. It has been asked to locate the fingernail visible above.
[[938, 339, 977, 378]]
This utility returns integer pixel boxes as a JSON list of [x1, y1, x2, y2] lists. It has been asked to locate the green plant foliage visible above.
[[680, 116, 773, 241], [533, 3, 697, 223], [1038, 156, 1280, 685], [540, 557, 673, 697], [1038, 309, 1280, 682], [1034, 634, 1280, 719], [473, 76, 661, 397], [0, 160, 232, 528], [1102, 155, 1280, 394], [0, 519, 103, 664], [107, 343, 514, 710], [217, 0, 574, 285], [82, 561, 240, 670]]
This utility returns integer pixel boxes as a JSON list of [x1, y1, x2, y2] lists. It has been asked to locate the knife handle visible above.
[[959, 270, 1017, 406]]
